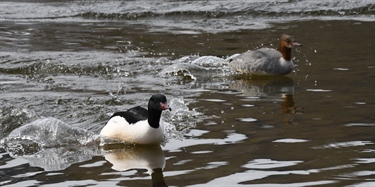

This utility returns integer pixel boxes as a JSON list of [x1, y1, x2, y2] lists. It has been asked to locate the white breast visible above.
[[100, 116, 164, 144]]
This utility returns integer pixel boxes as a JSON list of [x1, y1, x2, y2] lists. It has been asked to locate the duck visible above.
[[229, 34, 302, 76], [100, 94, 171, 144]]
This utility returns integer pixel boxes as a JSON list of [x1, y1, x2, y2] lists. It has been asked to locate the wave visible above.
[[78, 2, 374, 21], [0, 52, 161, 79], [1, 1, 373, 22], [1, 1, 373, 35]]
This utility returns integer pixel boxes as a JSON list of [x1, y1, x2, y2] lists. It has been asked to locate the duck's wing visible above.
[[111, 106, 148, 124]]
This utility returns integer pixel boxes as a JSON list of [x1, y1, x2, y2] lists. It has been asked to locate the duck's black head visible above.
[[148, 94, 170, 111]]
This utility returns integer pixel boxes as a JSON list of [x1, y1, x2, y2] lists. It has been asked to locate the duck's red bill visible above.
[[160, 102, 171, 111], [293, 42, 302, 47]]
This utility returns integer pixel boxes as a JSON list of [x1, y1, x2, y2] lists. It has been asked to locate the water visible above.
[[1, 0, 374, 186]]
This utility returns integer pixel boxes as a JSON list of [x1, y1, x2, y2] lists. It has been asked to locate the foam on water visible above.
[[159, 55, 231, 81], [2, 117, 98, 147], [1, 118, 100, 171], [162, 97, 202, 144]]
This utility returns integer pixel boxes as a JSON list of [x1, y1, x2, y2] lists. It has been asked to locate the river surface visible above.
[[0, 0, 374, 187]]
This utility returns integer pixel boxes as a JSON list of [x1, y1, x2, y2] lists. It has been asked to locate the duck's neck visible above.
[[151, 168, 167, 187], [148, 109, 162, 128], [277, 45, 292, 61]]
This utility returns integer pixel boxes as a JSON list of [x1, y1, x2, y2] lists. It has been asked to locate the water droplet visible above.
[[237, 118, 257, 122]]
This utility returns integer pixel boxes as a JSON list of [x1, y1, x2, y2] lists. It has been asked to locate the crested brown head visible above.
[[277, 34, 302, 61]]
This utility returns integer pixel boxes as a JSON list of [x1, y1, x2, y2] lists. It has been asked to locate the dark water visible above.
[[1, 0, 375, 186]]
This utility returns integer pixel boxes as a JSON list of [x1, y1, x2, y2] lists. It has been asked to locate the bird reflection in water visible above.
[[281, 94, 303, 115], [229, 75, 303, 118], [102, 143, 168, 187]]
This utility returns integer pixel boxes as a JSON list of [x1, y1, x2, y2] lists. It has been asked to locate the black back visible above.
[[109, 94, 167, 128], [111, 106, 148, 124]]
